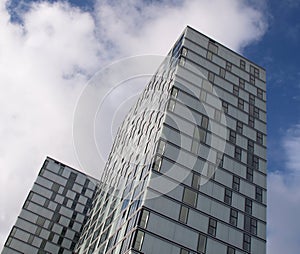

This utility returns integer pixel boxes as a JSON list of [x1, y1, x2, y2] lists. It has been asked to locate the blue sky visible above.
[[0, 0, 299, 253]]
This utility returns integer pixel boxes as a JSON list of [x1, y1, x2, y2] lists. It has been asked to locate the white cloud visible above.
[[268, 124, 300, 254], [0, 0, 268, 249]]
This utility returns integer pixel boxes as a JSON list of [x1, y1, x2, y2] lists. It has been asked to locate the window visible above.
[[257, 88, 263, 99], [222, 101, 228, 113], [246, 167, 253, 182], [216, 152, 223, 168], [200, 90, 207, 102], [249, 115, 254, 128], [191, 140, 199, 154], [202, 163, 215, 180], [171, 87, 179, 98], [239, 78, 245, 89], [52, 183, 60, 192], [197, 234, 207, 253], [208, 41, 218, 54], [181, 47, 188, 56], [179, 205, 189, 224], [133, 230, 144, 251], [203, 80, 212, 92], [230, 209, 238, 226], [234, 147, 242, 161], [233, 85, 239, 96], [139, 210, 149, 228], [193, 126, 206, 143], [208, 218, 217, 236], [250, 74, 255, 85], [152, 156, 162, 171], [36, 216, 45, 227], [254, 107, 259, 118], [245, 198, 252, 214], [250, 65, 259, 78], [232, 176, 240, 191], [245, 216, 258, 235], [256, 186, 263, 203], [157, 140, 166, 154], [240, 60, 246, 70], [227, 246, 235, 254], [220, 68, 226, 78], [226, 62, 232, 71], [238, 98, 244, 110], [257, 132, 263, 145], [206, 51, 213, 60], [201, 116, 209, 129], [251, 218, 258, 235], [243, 234, 251, 252], [208, 72, 215, 83], [248, 140, 254, 153], [229, 129, 236, 143], [236, 121, 243, 134], [168, 99, 176, 112], [180, 249, 189, 254], [183, 188, 197, 207], [179, 57, 185, 66], [224, 189, 232, 205], [249, 94, 255, 105], [253, 156, 259, 169], [214, 109, 221, 122], [192, 173, 200, 189]]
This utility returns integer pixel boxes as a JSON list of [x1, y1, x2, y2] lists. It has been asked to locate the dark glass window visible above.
[[208, 218, 217, 236], [230, 209, 238, 226], [227, 246, 235, 254], [179, 205, 189, 224], [240, 60, 246, 70], [220, 68, 226, 78], [246, 167, 253, 182], [237, 121, 243, 134], [183, 188, 197, 207], [233, 85, 239, 96], [238, 98, 244, 110], [249, 115, 254, 127], [234, 147, 242, 161], [257, 132, 263, 145], [243, 234, 251, 252], [222, 101, 228, 113], [250, 74, 255, 85], [245, 198, 252, 214], [229, 129, 236, 143], [224, 189, 232, 205], [239, 78, 245, 89], [226, 62, 232, 71], [249, 94, 255, 105], [256, 186, 263, 203], [232, 176, 240, 191], [208, 41, 218, 54], [257, 88, 263, 99], [197, 234, 207, 253]]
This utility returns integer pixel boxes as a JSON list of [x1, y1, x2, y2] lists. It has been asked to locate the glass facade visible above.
[[2, 26, 266, 254], [2, 157, 99, 254], [75, 26, 267, 254]]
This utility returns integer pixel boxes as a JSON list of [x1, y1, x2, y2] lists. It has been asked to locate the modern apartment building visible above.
[[2, 157, 99, 254], [75, 26, 267, 254], [2, 26, 266, 254]]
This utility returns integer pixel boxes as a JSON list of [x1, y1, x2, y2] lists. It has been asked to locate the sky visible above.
[[0, 0, 299, 253]]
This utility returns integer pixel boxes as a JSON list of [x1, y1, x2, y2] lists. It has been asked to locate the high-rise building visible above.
[[75, 26, 267, 254], [2, 157, 99, 254], [2, 26, 266, 254]]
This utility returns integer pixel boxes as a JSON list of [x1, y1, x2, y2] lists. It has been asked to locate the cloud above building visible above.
[[0, 0, 269, 249], [268, 124, 300, 253]]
